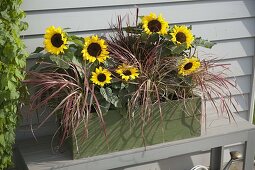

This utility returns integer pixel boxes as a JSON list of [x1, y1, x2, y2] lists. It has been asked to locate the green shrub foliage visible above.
[[0, 0, 28, 169]]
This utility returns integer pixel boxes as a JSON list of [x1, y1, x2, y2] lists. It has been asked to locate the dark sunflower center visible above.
[[123, 70, 132, 76], [176, 32, 186, 43], [184, 62, 193, 70], [97, 73, 106, 82], [148, 20, 162, 32], [51, 33, 64, 48], [87, 43, 102, 57]]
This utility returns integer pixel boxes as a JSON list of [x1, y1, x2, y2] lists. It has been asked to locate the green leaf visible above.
[[100, 87, 122, 108], [0, 10, 10, 21], [71, 55, 83, 68], [193, 37, 215, 49], [49, 55, 69, 69], [69, 35, 84, 46], [148, 33, 160, 42], [0, 1, 27, 169], [0, 134, 5, 147], [32, 47, 44, 53], [187, 25, 192, 30], [99, 101, 111, 114], [20, 21, 28, 31], [171, 43, 187, 55], [0, 38, 4, 46], [10, 90, 19, 99], [14, 69, 23, 79], [6, 80, 15, 91], [120, 83, 125, 90], [110, 81, 125, 90], [3, 43, 16, 58]]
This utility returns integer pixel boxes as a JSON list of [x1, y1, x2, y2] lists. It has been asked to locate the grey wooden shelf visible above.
[[18, 115, 255, 170]]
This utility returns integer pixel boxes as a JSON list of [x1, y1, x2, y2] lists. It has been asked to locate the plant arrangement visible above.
[[24, 12, 236, 154], [0, 0, 28, 169]]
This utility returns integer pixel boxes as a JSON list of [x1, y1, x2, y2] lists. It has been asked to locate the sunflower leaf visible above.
[[193, 37, 215, 49], [121, 82, 127, 90], [99, 101, 111, 114], [49, 55, 69, 69], [69, 35, 84, 47], [161, 48, 172, 57], [171, 43, 187, 55], [32, 47, 44, 54], [29, 52, 44, 59], [100, 87, 122, 107], [111, 82, 122, 89], [188, 25, 192, 30], [148, 33, 160, 42]]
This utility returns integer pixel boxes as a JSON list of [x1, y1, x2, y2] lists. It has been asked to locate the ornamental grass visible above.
[[24, 12, 237, 146]]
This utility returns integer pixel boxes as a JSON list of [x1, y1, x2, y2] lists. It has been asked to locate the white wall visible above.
[[20, 0, 255, 169]]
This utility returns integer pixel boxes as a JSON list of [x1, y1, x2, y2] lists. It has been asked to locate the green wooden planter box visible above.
[[71, 97, 201, 159]]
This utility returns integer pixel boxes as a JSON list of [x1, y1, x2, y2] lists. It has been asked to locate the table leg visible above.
[[210, 146, 224, 170], [243, 130, 255, 170]]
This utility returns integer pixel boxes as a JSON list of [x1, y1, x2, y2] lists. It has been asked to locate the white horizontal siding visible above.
[[22, 0, 255, 36], [21, 0, 254, 120], [22, 0, 254, 14], [192, 18, 255, 41], [21, 0, 203, 11], [20, 1, 255, 168], [198, 38, 254, 60], [22, 17, 255, 53], [206, 94, 249, 115], [216, 57, 253, 77]]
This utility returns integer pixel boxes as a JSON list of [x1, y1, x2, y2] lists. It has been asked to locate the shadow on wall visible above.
[[113, 151, 210, 170], [253, 107, 255, 124], [243, 0, 255, 123]]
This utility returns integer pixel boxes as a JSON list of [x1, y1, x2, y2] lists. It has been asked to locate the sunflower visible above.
[[44, 26, 68, 55], [142, 13, 169, 35], [91, 67, 112, 87], [178, 57, 201, 76], [170, 25, 194, 48], [82, 35, 109, 63], [116, 64, 139, 81]]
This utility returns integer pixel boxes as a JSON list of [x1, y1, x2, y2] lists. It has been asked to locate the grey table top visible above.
[[17, 114, 255, 170]]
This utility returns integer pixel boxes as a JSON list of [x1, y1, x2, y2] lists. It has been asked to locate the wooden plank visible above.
[[215, 57, 253, 77], [198, 38, 255, 60], [23, 36, 255, 61], [21, 0, 201, 11], [225, 76, 250, 95], [21, 0, 255, 25], [205, 94, 249, 115], [243, 130, 255, 169], [21, 18, 255, 50], [248, 47, 255, 122], [21, 7, 255, 37], [16, 93, 249, 141], [191, 18, 255, 41], [205, 113, 249, 129], [138, 0, 255, 24], [22, 7, 137, 36], [16, 121, 57, 141], [236, 111, 249, 120], [193, 75, 250, 98]]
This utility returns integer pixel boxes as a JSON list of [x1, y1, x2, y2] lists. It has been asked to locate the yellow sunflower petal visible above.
[[82, 35, 109, 63], [178, 57, 201, 76], [91, 66, 112, 87], [170, 25, 194, 48], [115, 64, 139, 81], [43, 26, 68, 55], [142, 13, 169, 35]]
